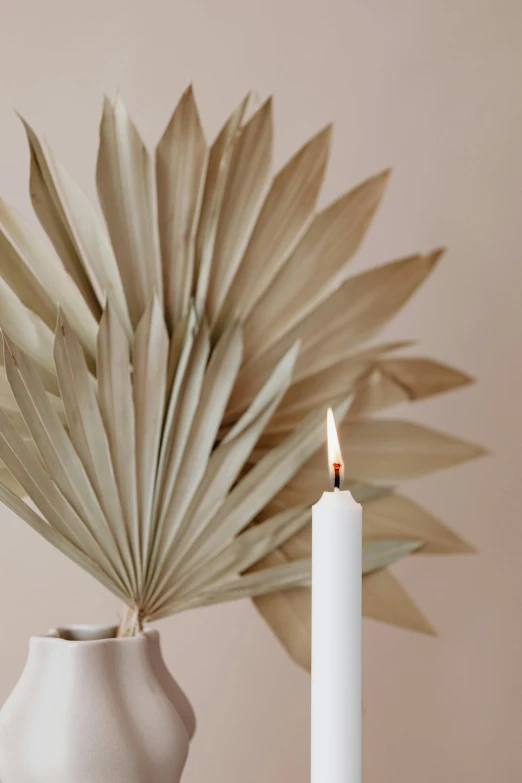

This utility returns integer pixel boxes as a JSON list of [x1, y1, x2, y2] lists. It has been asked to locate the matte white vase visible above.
[[0, 624, 195, 783]]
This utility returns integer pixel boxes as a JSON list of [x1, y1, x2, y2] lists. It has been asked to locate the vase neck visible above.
[[25, 626, 152, 684]]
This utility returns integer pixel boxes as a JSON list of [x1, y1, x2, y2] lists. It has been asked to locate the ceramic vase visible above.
[[0, 624, 195, 783]]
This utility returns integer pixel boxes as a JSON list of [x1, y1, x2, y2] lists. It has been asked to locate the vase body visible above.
[[0, 624, 194, 783]]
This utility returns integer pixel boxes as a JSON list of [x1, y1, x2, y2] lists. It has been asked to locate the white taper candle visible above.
[[311, 409, 362, 783]]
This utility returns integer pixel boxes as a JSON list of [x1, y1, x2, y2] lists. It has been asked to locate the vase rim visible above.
[[29, 623, 158, 646]]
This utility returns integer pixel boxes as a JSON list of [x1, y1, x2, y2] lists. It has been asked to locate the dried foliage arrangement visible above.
[[0, 88, 482, 661]]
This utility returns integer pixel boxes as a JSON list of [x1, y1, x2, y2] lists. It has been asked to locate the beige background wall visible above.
[[0, 0, 521, 780]]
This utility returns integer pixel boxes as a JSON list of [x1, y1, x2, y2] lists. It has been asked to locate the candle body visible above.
[[311, 489, 362, 783]]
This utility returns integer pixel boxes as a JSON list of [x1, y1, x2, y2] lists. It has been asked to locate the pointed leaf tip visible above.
[[55, 306, 67, 333], [256, 95, 273, 117], [364, 168, 392, 195], [425, 247, 446, 265]]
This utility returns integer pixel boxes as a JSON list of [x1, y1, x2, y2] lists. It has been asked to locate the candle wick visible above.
[[333, 464, 341, 489]]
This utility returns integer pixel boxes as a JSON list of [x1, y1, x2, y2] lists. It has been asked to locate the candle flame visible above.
[[327, 407, 344, 488]]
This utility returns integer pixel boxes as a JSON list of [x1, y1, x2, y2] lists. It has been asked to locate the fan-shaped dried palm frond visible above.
[[0, 87, 483, 661]]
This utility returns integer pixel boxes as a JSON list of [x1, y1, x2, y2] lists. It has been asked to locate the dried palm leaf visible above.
[[20, 119, 102, 319], [363, 493, 474, 554], [156, 85, 207, 331], [241, 170, 390, 358], [362, 568, 436, 636], [227, 252, 440, 417], [0, 280, 58, 394], [97, 94, 162, 326], [194, 94, 249, 304], [215, 125, 332, 332], [0, 89, 482, 662], [340, 418, 484, 482], [206, 98, 273, 327], [350, 357, 474, 417], [0, 199, 100, 364]]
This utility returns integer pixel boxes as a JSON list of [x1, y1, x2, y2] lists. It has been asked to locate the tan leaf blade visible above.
[[97, 95, 162, 327], [154, 305, 201, 496], [251, 518, 314, 672], [200, 557, 311, 605], [0, 365, 65, 425], [19, 128, 131, 336], [174, 506, 311, 601], [261, 417, 483, 489], [165, 307, 197, 392], [216, 125, 332, 329], [350, 484, 393, 503], [229, 251, 439, 417], [0, 404, 125, 591], [255, 581, 312, 669], [97, 301, 140, 584], [53, 313, 136, 595], [180, 396, 353, 580], [145, 315, 209, 591], [246, 440, 393, 507], [4, 336, 114, 564], [146, 342, 300, 610], [0, 483, 129, 603], [156, 86, 207, 330], [0, 200, 58, 329], [293, 250, 443, 376], [19, 118, 101, 318], [251, 516, 314, 670], [351, 357, 474, 417], [0, 283, 59, 395], [131, 299, 169, 582], [362, 538, 422, 574], [0, 199, 100, 361], [362, 568, 436, 635], [0, 467, 25, 497], [294, 341, 415, 385], [194, 93, 249, 304], [206, 98, 273, 326], [153, 557, 312, 618], [340, 418, 485, 481], [242, 170, 390, 359], [265, 344, 389, 435], [364, 493, 475, 554], [152, 323, 243, 575]]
